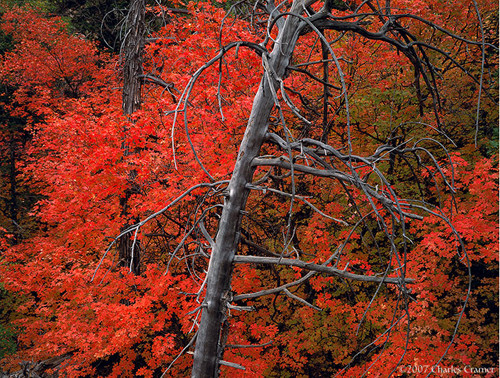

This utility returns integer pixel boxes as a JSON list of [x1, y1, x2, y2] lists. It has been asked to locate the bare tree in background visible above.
[[104, 0, 495, 377]]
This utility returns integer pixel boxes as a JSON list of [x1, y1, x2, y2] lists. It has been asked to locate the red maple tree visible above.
[[0, 0, 497, 376]]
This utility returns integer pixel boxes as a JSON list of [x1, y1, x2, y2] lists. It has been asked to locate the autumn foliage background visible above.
[[0, 0, 498, 376]]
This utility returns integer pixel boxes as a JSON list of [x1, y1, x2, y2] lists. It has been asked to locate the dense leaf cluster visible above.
[[0, 0, 497, 376]]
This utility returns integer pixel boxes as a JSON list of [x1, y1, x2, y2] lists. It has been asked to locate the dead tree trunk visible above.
[[191, 1, 311, 376], [118, 0, 145, 274], [106, 0, 483, 374]]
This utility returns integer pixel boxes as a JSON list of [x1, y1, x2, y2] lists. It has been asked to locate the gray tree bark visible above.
[[191, 1, 311, 376]]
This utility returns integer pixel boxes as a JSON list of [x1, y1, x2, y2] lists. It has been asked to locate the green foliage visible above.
[[0, 0, 52, 12], [0, 284, 19, 360], [0, 324, 16, 360], [46, 0, 130, 50], [0, 28, 13, 54]]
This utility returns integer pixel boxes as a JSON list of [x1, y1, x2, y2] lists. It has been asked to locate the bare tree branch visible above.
[[233, 255, 414, 284]]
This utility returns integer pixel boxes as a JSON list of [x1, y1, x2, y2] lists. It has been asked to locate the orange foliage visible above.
[[0, 1, 497, 376]]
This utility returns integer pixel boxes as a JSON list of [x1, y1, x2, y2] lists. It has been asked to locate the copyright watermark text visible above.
[[398, 364, 496, 375]]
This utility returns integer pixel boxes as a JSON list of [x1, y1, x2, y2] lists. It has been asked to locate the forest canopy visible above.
[[0, 0, 498, 377]]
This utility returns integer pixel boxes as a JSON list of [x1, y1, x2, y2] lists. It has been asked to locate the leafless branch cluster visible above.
[[97, 0, 495, 376]]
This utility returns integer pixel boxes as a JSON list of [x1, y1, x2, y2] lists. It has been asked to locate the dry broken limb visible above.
[[94, 0, 492, 377]]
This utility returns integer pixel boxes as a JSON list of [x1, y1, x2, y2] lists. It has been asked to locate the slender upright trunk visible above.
[[191, 2, 306, 376], [9, 137, 18, 245], [122, 0, 145, 116], [119, 0, 145, 274]]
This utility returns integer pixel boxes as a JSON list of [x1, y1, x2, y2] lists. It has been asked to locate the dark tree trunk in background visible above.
[[8, 137, 18, 245], [118, 0, 145, 274], [122, 0, 145, 116]]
